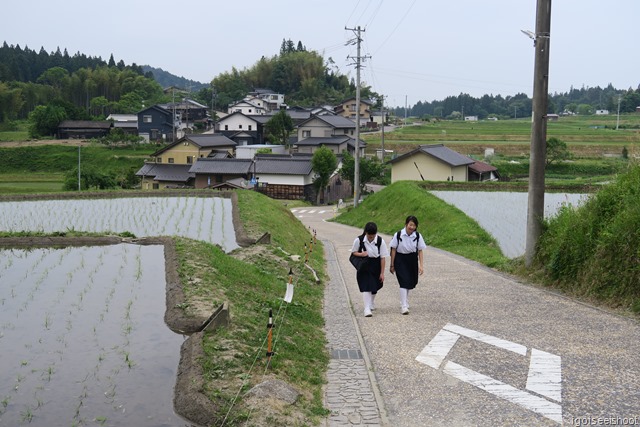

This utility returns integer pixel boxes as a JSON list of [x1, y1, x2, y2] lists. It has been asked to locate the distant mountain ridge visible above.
[[142, 65, 208, 91]]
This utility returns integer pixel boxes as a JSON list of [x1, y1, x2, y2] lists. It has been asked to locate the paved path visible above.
[[291, 208, 640, 427]]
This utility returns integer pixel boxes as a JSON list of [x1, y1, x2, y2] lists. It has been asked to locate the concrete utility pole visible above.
[[380, 94, 385, 160], [524, 0, 552, 267], [616, 95, 622, 130], [346, 26, 369, 207]]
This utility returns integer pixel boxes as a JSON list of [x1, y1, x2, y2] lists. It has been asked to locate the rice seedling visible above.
[[20, 405, 33, 423]]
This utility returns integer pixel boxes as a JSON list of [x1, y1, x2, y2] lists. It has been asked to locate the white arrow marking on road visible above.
[[443, 323, 527, 356], [416, 329, 459, 369], [444, 361, 563, 424], [526, 348, 562, 402], [417, 324, 562, 424]]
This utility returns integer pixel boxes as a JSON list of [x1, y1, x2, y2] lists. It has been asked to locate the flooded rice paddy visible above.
[[0, 196, 239, 426], [430, 191, 590, 258], [0, 244, 188, 426], [0, 197, 239, 252]]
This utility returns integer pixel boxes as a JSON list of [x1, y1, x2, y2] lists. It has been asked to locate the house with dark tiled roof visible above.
[[334, 97, 372, 121], [136, 163, 194, 189], [188, 158, 254, 188], [184, 153, 349, 202], [57, 120, 112, 139], [294, 115, 364, 156], [158, 98, 211, 132], [468, 160, 501, 182], [294, 135, 364, 157], [148, 134, 237, 165], [297, 115, 357, 139], [215, 112, 266, 145], [388, 144, 476, 182]]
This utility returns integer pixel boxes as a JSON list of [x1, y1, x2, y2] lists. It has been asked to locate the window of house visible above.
[[225, 125, 229, 131], [303, 130, 311, 138], [349, 104, 356, 112], [156, 158, 162, 163], [143, 115, 152, 123], [248, 109, 252, 113], [168, 158, 174, 164], [248, 125, 252, 131], [186, 156, 193, 164], [239, 124, 243, 129], [152, 183, 159, 189]]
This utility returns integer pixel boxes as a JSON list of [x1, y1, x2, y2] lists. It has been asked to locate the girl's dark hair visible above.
[[362, 222, 378, 236], [405, 215, 419, 228]]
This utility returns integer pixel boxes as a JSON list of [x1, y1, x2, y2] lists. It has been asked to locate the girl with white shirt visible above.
[[389, 215, 427, 315], [351, 222, 389, 317]]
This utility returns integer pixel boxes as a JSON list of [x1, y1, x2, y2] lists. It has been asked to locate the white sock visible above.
[[370, 293, 376, 309], [400, 288, 409, 309], [363, 292, 373, 311]]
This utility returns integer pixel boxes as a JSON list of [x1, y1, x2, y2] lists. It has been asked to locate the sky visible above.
[[3, 1, 639, 108]]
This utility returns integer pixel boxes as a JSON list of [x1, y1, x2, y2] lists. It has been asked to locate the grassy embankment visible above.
[[173, 190, 329, 426], [0, 143, 155, 193]]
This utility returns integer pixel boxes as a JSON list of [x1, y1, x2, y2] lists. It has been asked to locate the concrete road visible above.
[[293, 207, 640, 427]]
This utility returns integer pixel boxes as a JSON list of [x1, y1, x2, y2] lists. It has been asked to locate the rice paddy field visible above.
[[0, 243, 187, 426], [0, 196, 239, 252], [430, 191, 590, 258], [0, 195, 239, 426]]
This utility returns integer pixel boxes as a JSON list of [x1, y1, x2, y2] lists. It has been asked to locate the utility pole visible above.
[[77, 144, 81, 191], [380, 94, 385, 161], [404, 95, 407, 127], [172, 88, 176, 142], [524, 0, 552, 267], [346, 25, 369, 207], [616, 95, 621, 130]]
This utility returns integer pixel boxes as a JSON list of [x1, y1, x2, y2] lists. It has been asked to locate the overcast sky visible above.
[[4, 1, 639, 107]]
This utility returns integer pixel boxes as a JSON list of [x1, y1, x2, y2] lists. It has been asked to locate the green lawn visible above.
[[0, 173, 65, 194]]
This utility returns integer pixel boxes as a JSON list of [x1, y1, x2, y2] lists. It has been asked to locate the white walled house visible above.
[[296, 115, 356, 139], [228, 99, 267, 115]]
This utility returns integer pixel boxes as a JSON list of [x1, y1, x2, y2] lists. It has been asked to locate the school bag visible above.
[[349, 235, 382, 270]]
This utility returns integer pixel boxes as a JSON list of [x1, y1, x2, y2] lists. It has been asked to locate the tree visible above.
[[546, 137, 571, 167], [339, 152, 385, 195], [265, 110, 294, 151], [311, 146, 337, 205], [28, 104, 67, 137], [577, 104, 593, 115]]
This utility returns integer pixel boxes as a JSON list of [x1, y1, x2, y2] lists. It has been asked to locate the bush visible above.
[[535, 163, 640, 311]]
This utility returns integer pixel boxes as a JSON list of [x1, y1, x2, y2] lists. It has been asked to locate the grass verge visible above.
[[175, 190, 329, 426]]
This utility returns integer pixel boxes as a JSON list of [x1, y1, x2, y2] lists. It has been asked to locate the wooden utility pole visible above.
[[525, 0, 552, 267]]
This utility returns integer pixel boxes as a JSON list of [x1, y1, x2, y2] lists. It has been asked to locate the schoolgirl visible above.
[[351, 222, 389, 317], [389, 215, 427, 314]]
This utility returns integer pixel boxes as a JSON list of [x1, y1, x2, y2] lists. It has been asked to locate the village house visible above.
[[57, 120, 112, 139], [387, 144, 475, 183]]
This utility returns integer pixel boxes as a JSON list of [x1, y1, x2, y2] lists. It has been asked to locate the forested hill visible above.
[[0, 42, 147, 82], [141, 66, 207, 92]]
